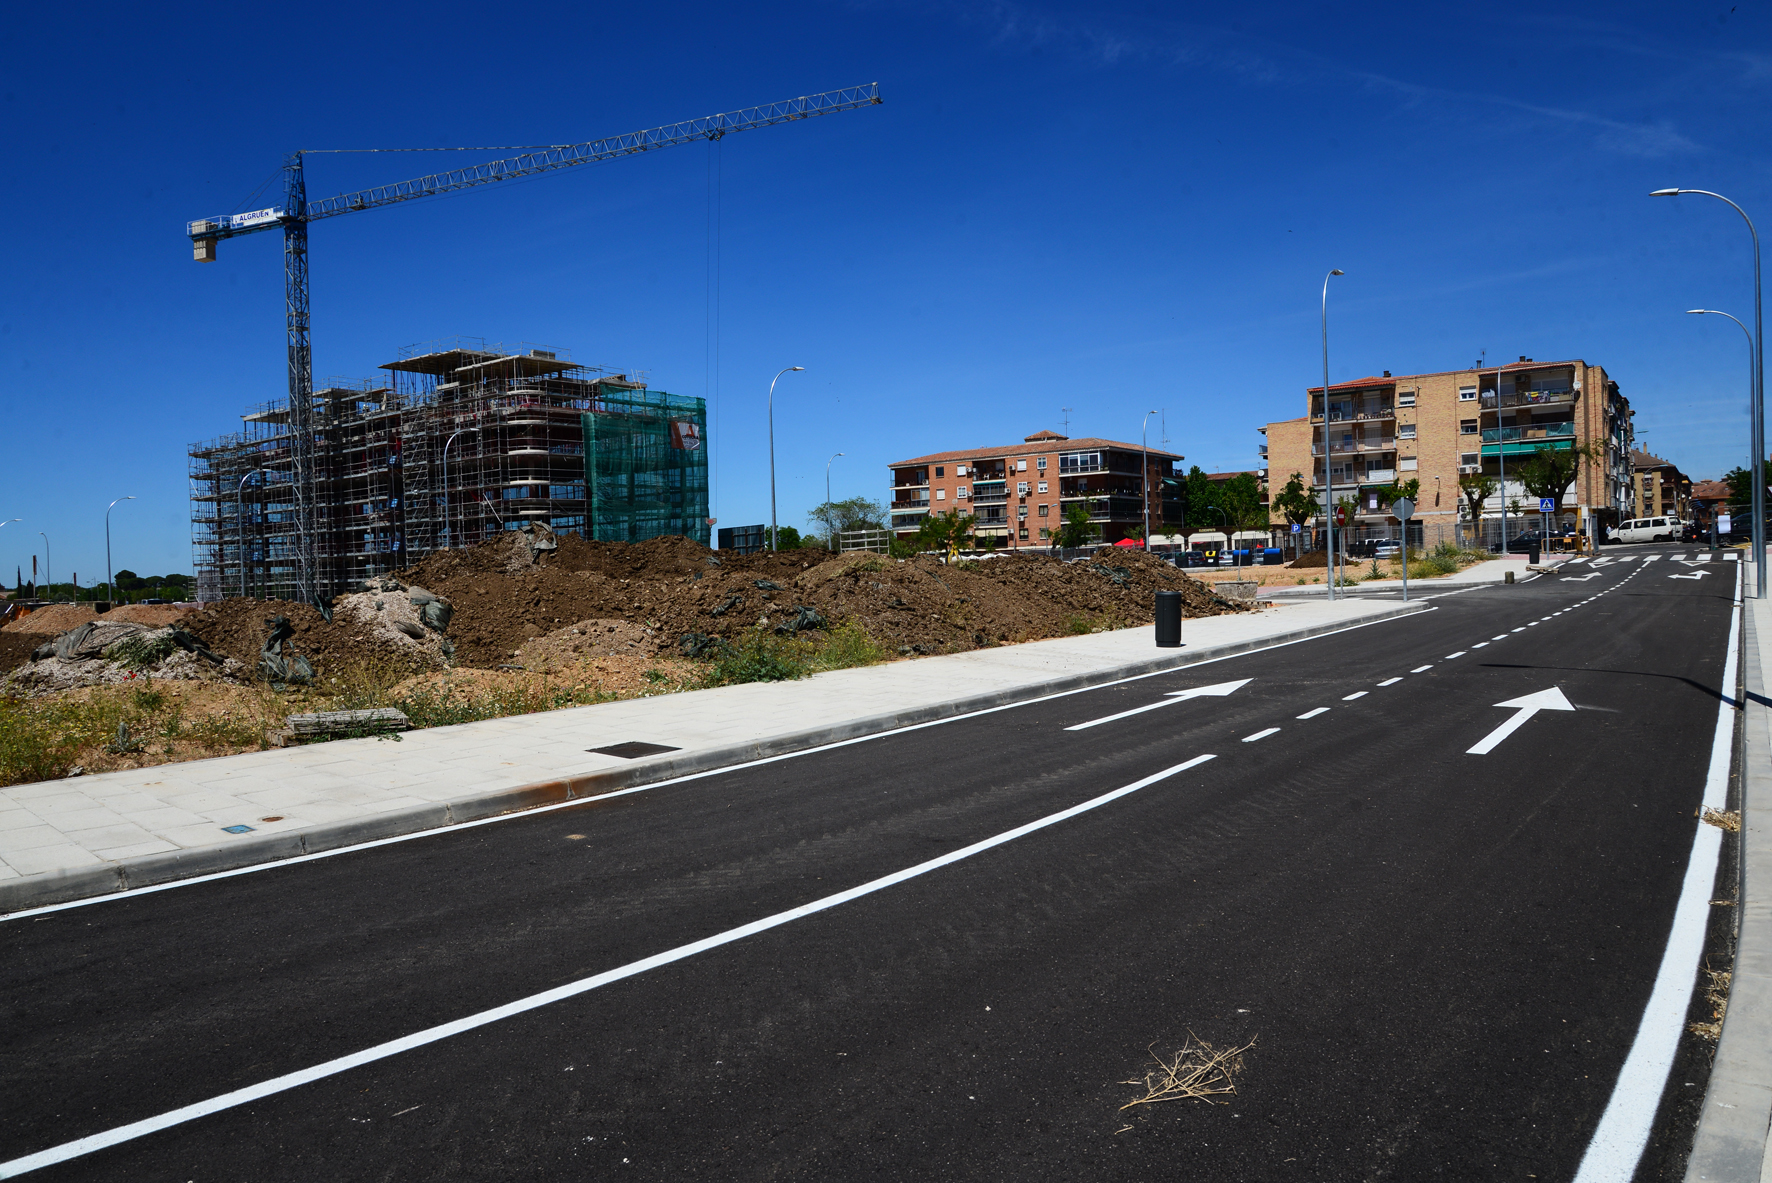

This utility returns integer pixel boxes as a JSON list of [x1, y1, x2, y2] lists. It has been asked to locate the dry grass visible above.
[[1118, 1033, 1256, 1111], [1689, 965, 1732, 1041], [1698, 806, 1742, 832]]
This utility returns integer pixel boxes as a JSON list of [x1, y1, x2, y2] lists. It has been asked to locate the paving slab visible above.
[[0, 596, 1427, 912]]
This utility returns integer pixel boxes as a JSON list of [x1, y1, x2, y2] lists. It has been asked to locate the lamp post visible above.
[[1653, 188, 1764, 597], [1322, 268, 1344, 599], [1141, 410, 1159, 550], [105, 496, 135, 605], [767, 366, 805, 551], [825, 452, 844, 550], [1688, 308, 1756, 545], [38, 532, 49, 602], [442, 429, 468, 547], [236, 469, 266, 598], [0, 519, 18, 599]]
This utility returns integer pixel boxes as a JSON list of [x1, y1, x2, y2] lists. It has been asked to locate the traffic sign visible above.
[[1335, 507, 1347, 526], [1290, 522, 1301, 533], [1391, 497, 1415, 520], [1539, 497, 1556, 512]]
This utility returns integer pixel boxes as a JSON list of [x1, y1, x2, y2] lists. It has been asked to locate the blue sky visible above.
[[2, 1, 1768, 581]]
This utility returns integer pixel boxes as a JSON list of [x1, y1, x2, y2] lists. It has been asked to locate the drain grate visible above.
[[590, 741, 681, 759]]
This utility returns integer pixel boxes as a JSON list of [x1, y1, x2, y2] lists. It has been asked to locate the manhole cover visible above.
[[260, 816, 284, 823], [589, 741, 681, 759]]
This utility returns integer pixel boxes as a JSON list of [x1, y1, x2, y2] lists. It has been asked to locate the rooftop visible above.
[[890, 435, 1183, 468], [1308, 357, 1589, 396]]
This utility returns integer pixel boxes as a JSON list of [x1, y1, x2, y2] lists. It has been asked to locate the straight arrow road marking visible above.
[[1562, 573, 1600, 581], [1467, 687, 1577, 755], [1064, 678, 1251, 731]]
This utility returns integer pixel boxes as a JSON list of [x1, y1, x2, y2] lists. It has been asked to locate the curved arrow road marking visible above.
[[1064, 678, 1251, 731], [1466, 686, 1576, 754], [1669, 570, 1711, 580]]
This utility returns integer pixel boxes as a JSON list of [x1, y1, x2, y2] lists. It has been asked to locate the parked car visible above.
[[1372, 540, 1401, 559], [1493, 530, 1547, 554], [1612, 516, 1681, 544]]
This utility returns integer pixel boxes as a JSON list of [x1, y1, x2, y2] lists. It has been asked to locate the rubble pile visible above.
[[0, 620, 248, 697]]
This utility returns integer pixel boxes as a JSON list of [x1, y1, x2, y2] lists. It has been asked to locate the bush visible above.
[[812, 621, 890, 671], [105, 631, 177, 671]]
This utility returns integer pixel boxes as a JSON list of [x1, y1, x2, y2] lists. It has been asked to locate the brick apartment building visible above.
[[1261, 357, 1635, 543], [887, 431, 1183, 548], [1631, 450, 1692, 521]]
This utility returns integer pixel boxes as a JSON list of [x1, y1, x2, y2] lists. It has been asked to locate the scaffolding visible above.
[[190, 338, 709, 601]]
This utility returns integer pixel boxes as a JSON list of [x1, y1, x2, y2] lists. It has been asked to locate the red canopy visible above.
[[1113, 537, 1145, 548]]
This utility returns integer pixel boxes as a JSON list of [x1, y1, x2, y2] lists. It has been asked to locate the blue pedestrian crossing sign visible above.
[[1538, 497, 1556, 512]]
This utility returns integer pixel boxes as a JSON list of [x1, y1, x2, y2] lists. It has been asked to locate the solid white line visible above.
[[1412, 664, 1433, 673], [1342, 691, 1368, 701], [4, 609, 1435, 922], [1296, 707, 1329, 719], [0, 753, 1219, 1178], [1573, 563, 1741, 1182], [1241, 728, 1279, 743], [1377, 677, 1402, 687]]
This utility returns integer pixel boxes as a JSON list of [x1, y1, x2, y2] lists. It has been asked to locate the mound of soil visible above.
[[179, 598, 437, 680], [1, 603, 196, 636], [1289, 549, 1329, 569]]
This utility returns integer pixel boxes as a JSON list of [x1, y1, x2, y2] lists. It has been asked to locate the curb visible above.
[[0, 600, 1430, 914], [1684, 596, 1772, 1180]]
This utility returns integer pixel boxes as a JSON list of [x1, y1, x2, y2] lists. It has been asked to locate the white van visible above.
[[1612, 516, 1680, 544]]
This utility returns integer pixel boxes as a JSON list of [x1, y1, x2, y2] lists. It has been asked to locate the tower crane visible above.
[[186, 83, 882, 603]]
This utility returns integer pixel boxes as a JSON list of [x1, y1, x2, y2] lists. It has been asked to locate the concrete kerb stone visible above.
[[0, 599, 1429, 914], [1686, 596, 1772, 1182]]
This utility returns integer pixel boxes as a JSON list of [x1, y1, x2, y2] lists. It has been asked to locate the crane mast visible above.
[[188, 84, 881, 604]]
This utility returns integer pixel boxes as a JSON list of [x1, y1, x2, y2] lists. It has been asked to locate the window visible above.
[[1017, 481, 1030, 496], [1400, 459, 1418, 471], [957, 486, 968, 499], [935, 466, 944, 478], [1398, 424, 1416, 440], [1459, 385, 1478, 401], [1038, 503, 1050, 517], [936, 489, 946, 501], [1036, 480, 1048, 493], [1036, 456, 1047, 470], [1460, 420, 1478, 434], [1040, 527, 1051, 539], [1460, 452, 1480, 467], [957, 465, 968, 476], [1016, 459, 1027, 471], [1018, 505, 1028, 519], [1018, 527, 1029, 540], [1398, 391, 1417, 407]]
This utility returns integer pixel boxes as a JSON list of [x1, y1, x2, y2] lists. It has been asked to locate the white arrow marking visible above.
[[1467, 686, 1577, 754], [1669, 570, 1712, 580], [1065, 678, 1252, 731], [1562, 572, 1600, 581]]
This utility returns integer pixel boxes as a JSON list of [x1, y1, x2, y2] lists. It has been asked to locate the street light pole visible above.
[[442, 429, 467, 548], [1688, 309, 1757, 543], [767, 366, 805, 551], [1322, 269, 1344, 600], [1653, 188, 1764, 597], [38, 532, 49, 602], [826, 452, 844, 551], [1141, 410, 1158, 550], [236, 469, 265, 598], [105, 496, 135, 605], [0, 519, 19, 598]]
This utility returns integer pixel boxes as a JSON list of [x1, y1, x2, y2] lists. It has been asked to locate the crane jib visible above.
[[185, 83, 881, 242]]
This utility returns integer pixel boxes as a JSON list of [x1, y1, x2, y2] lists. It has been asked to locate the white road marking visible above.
[[1412, 664, 1433, 673], [1669, 571, 1712, 580], [1341, 691, 1368, 701], [1241, 728, 1280, 743], [1296, 707, 1329, 719], [1574, 563, 1741, 1181], [1472, 642, 1489, 648], [1492, 635, 1508, 640], [1512, 627, 1526, 632], [1527, 622, 1540, 626], [1728, 552, 1741, 561], [1064, 678, 1253, 731], [1446, 651, 1468, 658], [1695, 553, 1712, 562], [0, 752, 1222, 1178], [1465, 687, 1577, 755], [1377, 678, 1402, 686]]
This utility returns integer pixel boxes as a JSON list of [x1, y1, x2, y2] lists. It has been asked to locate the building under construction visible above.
[[190, 338, 708, 601]]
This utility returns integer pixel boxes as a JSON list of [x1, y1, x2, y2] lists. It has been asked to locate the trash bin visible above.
[[1528, 542, 1541, 565], [1154, 590, 1182, 648]]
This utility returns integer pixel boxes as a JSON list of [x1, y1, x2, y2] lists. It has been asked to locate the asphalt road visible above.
[[0, 547, 1742, 1181]]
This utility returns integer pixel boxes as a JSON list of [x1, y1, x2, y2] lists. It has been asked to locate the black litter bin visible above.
[[1528, 542, 1541, 565], [1154, 589, 1182, 648]]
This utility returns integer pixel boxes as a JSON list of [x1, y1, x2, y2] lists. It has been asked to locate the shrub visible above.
[[698, 627, 814, 687], [812, 621, 890, 671]]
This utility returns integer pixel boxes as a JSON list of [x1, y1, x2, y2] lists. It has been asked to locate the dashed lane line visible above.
[[1412, 664, 1433, 673], [1377, 677, 1402, 686], [1241, 728, 1280, 743], [1296, 707, 1329, 719], [1342, 691, 1369, 701]]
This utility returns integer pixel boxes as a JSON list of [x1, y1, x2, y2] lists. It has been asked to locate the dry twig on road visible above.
[[1118, 1032, 1256, 1111]]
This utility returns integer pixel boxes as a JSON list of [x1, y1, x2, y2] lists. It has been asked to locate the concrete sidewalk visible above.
[[0, 596, 1427, 913]]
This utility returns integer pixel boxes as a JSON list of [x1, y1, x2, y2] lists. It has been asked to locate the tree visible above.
[[914, 509, 976, 561], [1182, 466, 1220, 532], [1269, 472, 1319, 555], [806, 496, 887, 546], [1218, 472, 1265, 534], [771, 525, 803, 550], [1458, 471, 1498, 522], [1054, 502, 1095, 549], [1515, 442, 1603, 533], [1724, 459, 1772, 515]]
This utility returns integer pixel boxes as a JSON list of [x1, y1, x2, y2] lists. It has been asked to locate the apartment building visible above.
[[1631, 451, 1692, 521], [1262, 357, 1635, 542], [887, 430, 1183, 548]]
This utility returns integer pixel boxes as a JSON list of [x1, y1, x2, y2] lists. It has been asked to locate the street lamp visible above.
[[236, 469, 266, 598], [1141, 411, 1159, 550], [826, 452, 845, 550], [1653, 188, 1764, 597], [768, 366, 805, 551], [442, 428, 470, 547], [1689, 309, 1756, 545], [38, 532, 49, 602], [105, 496, 135, 605], [0, 519, 18, 598], [1322, 269, 1345, 600]]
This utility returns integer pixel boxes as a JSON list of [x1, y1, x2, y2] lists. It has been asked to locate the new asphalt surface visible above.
[[0, 547, 1741, 1181]]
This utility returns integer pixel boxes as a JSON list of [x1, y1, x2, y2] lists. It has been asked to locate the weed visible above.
[[1066, 614, 1095, 636], [812, 621, 890, 671], [698, 627, 814, 686], [106, 631, 177, 671]]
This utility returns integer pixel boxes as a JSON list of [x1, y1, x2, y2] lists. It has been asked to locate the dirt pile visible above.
[[0, 604, 198, 674], [395, 534, 1248, 664]]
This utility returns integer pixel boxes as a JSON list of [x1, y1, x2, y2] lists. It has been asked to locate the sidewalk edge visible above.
[[0, 601, 1428, 914]]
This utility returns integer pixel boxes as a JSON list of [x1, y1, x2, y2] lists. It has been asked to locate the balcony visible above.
[[1310, 406, 1395, 423], [1480, 389, 1575, 410], [1312, 438, 1395, 456], [890, 497, 929, 510], [1480, 423, 1575, 456]]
